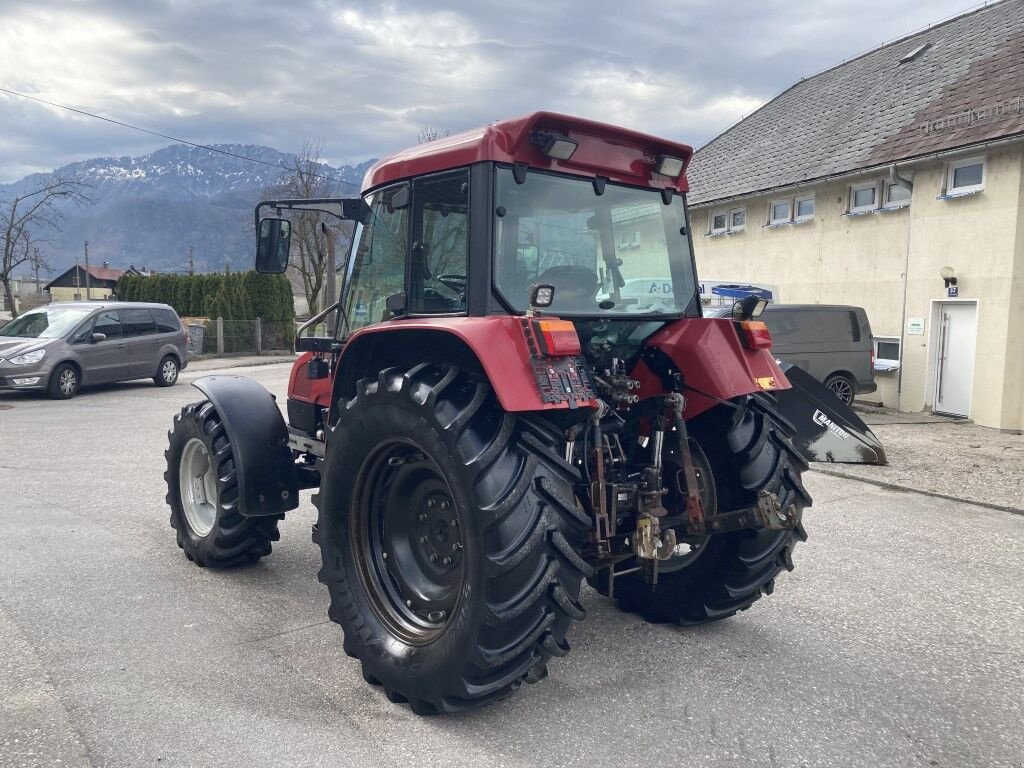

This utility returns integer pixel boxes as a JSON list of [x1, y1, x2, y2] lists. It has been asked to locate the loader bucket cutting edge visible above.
[[773, 363, 887, 465]]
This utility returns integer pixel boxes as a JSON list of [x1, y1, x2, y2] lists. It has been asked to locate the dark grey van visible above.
[[0, 301, 188, 399], [760, 304, 876, 404]]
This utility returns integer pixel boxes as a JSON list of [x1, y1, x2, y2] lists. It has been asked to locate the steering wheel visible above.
[[435, 273, 467, 292]]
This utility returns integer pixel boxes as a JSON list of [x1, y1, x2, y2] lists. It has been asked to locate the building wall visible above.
[[49, 286, 116, 303], [691, 143, 1024, 430]]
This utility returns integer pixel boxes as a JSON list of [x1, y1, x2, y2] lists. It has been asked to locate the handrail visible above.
[[294, 301, 340, 345]]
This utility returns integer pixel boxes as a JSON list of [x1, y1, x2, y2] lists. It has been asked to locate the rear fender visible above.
[[633, 318, 789, 419], [331, 317, 597, 418], [772, 363, 887, 465], [192, 375, 299, 516]]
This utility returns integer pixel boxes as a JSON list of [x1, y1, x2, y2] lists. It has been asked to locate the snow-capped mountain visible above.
[[0, 145, 376, 275]]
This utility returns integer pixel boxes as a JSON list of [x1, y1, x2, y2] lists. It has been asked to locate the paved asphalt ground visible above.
[[1, 362, 1022, 768]]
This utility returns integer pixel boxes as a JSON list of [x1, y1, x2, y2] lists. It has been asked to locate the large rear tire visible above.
[[591, 392, 811, 624], [315, 364, 591, 714], [164, 400, 281, 567]]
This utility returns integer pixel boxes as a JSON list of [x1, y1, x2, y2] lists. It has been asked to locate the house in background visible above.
[[688, 0, 1024, 431], [44, 263, 132, 303]]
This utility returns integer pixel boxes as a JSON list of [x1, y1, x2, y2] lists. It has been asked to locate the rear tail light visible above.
[[532, 319, 581, 356], [738, 320, 772, 350]]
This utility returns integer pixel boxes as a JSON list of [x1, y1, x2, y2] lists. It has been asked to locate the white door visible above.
[[933, 302, 977, 417]]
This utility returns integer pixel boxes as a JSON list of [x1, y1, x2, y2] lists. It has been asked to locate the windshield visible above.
[[493, 168, 698, 316], [0, 305, 94, 339]]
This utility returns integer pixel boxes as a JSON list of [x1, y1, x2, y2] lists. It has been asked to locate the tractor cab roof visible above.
[[362, 111, 694, 195]]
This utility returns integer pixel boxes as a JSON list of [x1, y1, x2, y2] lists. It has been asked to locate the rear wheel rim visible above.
[[352, 439, 465, 645], [59, 368, 76, 396], [828, 378, 854, 404], [162, 359, 177, 383], [179, 438, 218, 537]]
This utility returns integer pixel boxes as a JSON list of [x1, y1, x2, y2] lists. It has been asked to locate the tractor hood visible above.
[[772, 363, 887, 465]]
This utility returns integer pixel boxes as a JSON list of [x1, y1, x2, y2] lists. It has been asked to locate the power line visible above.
[[0, 86, 347, 185]]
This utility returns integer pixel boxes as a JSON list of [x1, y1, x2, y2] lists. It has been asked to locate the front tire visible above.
[[591, 393, 811, 624], [164, 400, 280, 567], [47, 363, 79, 399], [315, 364, 591, 714]]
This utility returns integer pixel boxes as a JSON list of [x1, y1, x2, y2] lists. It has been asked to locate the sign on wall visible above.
[[907, 317, 926, 335]]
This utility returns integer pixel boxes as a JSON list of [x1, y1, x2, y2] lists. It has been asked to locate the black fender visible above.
[[773, 363, 888, 465], [192, 375, 298, 516]]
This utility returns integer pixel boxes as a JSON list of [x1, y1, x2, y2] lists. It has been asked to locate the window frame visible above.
[[794, 194, 816, 222], [768, 198, 792, 226], [408, 168, 471, 316], [873, 335, 902, 371], [848, 181, 879, 214], [946, 156, 985, 195], [728, 206, 746, 232], [709, 209, 728, 234], [883, 179, 912, 209]]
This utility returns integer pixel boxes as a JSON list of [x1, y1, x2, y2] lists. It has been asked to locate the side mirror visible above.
[[256, 217, 291, 274], [91, 332, 107, 343]]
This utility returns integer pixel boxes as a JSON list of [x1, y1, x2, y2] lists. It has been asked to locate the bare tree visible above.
[[1, 177, 91, 317], [265, 141, 352, 317], [417, 126, 452, 144]]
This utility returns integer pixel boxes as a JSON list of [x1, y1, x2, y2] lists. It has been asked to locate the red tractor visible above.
[[165, 112, 881, 714]]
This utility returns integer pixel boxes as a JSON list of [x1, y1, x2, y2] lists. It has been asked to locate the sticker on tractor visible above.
[[812, 409, 849, 440], [755, 376, 777, 390]]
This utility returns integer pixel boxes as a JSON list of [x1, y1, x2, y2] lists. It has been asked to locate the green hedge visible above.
[[116, 271, 295, 353]]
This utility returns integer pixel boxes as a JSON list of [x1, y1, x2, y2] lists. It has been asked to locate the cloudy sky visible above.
[[0, 0, 980, 182]]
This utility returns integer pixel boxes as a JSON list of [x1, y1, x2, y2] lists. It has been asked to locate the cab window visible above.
[[342, 183, 410, 335], [409, 170, 468, 314]]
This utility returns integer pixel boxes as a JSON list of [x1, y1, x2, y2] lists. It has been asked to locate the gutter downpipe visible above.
[[891, 163, 914, 413]]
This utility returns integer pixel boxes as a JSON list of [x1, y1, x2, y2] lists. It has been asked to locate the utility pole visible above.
[[74, 259, 81, 300], [188, 244, 195, 275], [83, 241, 92, 300]]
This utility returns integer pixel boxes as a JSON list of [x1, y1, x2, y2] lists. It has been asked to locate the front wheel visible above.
[[164, 400, 280, 567], [47, 363, 79, 399], [591, 393, 811, 624], [315, 364, 591, 714]]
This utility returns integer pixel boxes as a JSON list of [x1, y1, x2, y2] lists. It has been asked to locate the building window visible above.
[[874, 336, 901, 372], [729, 207, 746, 231], [617, 229, 640, 249], [710, 210, 728, 234], [769, 199, 791, 225], [794, 194, 815, 221], [884, 180, 912, 208], [946, 156, 985, 194], [849, 181, 878, 213]]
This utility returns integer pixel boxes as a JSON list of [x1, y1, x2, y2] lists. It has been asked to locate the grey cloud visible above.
[[0, 0, 978, 181]]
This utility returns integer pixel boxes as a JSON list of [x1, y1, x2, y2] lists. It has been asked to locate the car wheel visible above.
[[824, 373, 856, 405], [47, 363, 79, 400], [155, 355, 179, 387]]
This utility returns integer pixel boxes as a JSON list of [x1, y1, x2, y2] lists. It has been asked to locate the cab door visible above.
[[77, 310, 129, 383]]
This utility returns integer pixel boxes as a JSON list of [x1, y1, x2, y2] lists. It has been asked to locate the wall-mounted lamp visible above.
[[940, 266, 958, 288]]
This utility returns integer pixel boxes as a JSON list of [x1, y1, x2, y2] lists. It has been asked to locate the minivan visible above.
[[0, 301, 188, 399], [710, 303, 876, 404]]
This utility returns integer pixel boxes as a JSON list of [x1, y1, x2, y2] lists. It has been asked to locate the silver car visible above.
[[0, 301, 189, 399]]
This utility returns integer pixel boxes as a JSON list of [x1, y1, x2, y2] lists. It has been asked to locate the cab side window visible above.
[[93, 310, 124, 339], [343, 183, 410, 334], [409, 171, 469, 314]]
